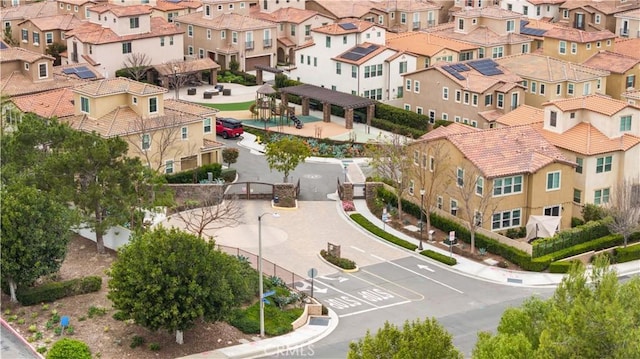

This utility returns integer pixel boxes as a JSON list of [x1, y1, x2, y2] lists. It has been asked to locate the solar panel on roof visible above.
[[0, 42, 7, 49], [467, 59, 503, 76], [442, 65, 465, 80], [75, 66, 89, 72], [62, 68, 76, 74], [339, 23, 357, 30], [77, 71, 96, 79], [342, 52, 364, 61]]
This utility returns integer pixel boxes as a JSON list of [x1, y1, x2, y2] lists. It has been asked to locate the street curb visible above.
[[1, 317, 44, 359], [316, 252, 360, 273]]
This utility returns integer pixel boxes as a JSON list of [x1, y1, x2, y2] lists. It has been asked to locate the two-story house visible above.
[[402, 58, 524, 128], [408, 122, 577, 232], [291, 20, 416, 101], [152, 0, 202, 24], [428, 6, 533, 60], [518, 19, 568, 51], [250, 7, 334, 65], [56, 0, 101, 20], [15, 14, 81, 61], [174, 11, 276, 70], [1, 1, 58, 44], [386, 31, 478, 68], [615, 7, 640, 38], [64, 3, 184, 78], [558, 0, 640, 33], [541, 27, 616, 63], [583, 50, 640, 100], [447, 0, 496, 20], [501, 0, 566, 21], [496, 53, 609, 108], [53, 77, 223, 173]]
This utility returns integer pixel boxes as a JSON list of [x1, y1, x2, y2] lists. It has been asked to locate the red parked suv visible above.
[[216, 118, 244, 139]]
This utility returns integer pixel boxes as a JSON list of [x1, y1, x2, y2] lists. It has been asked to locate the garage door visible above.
[[244, 55, 270, 71]]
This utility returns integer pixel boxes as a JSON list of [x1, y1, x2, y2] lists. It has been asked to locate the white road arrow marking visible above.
[[318, 275, 349, 283], [417, 264, 435, 272], [294, 280, 328, 294]]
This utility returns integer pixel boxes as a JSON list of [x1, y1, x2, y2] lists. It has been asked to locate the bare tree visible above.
[[164, 59, 199, 100], [122, 53, 152, 82], [605, 178, 640, 247], [366, 133, 414, 222], [172, 193, 243, 239], [410, 140, 452, 243], [448, 164, 500, 254], [126, 115, 193, 173]]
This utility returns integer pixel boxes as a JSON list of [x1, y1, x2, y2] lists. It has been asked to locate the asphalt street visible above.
[[1, 324, 39, 359]]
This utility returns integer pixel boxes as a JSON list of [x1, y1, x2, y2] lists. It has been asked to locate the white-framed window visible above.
[[203, 118, 212, 133], [594, 188, 610, 205], [149, 97, 158, 114], [583, 82, 591, 95], [442, 113, 448, 121], [442, 87, 449, 100], [38, 63, 47, 79], [80, 96, 89, 113], [122, 42, 132, 54], [575, 157, 583, 174], [199, 48, 204, 59], [596, 155, 612, 173], [463, 92, 470, 105], [456, 167, 464, 187], [457, 18, 464, 30], [414, 80, 420, 93], [187, 25, 193, 37], [531, 81, 537, 94], [455, 90, 461, 103], [141, 133, 151, 150], [492, 46, 503, 59], [169, 36, 174, 45], [596, 41, 601, 48], [485, 94, 493, 106], [232, 31, 238, 44], [620, 115, 632, 131], [436, 195, 443, 210], [606, 39, 611, 46], [586, 43, 591, 50], [207, 29, 211, 39], [45, 32, 53, 44], [570, 42, 577, 54], [559, 41, 566, 54], [132, 97, 138, 105], [493, 175, 523, 196], [429, 156, 435, 172], [521, 43, 529, 54], [556, 84, 562, 95], [404, 104, 411, 111], [573, 189, 582, 203], [416, 106, 423, 115], [546, 171, 561, 191], [406, 79, 412, 91], [130, 17, 139, 29], [567, 83, 574, 95], [221, 30, 226, 39], [544, 205, 561, 217], [497, 93, 504, 108], [205, 4, 211, 16], [476, 176, 484, 196], [240, 1, 245, 8], [413, 150, 419, 165], [187, 46, 193, 56], [160, 37, 165, 46], [181, 126, 188, 140], [336, 63, 341, 75], [550, 110, 557, 127], [450, 199, 459, 216], [539, 83, 546, 95], [352, 66, 357, 78], [563, 9, 569, 18], [409, 180, 415, 195], [428, 110, 435, 123], [455, 116, 461, 123], [492, 209, 522, 230], [401, 12, 407, 24], [471, 120, 478, 127], [506, 20, 514, 33]]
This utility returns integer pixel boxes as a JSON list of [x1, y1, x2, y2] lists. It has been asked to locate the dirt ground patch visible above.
[[0, 235, 254, 359]]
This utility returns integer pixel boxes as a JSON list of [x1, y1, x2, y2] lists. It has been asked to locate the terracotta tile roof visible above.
[[18, 14, 81, 31], [543, 94, 640, 116], [377, 0, 441, 11], [421, 124, 574, 177], [1, 71, 88, 97], [251, 7, 322, 24], [478, 109, 505, 122], [430, 25, 532, 46], [0, 1, 58, 21], [154, 0, 202, 11], [65, 99, 218, 137], [277, 37, 296, 47], [622, 89, 640, 101], [11, 88, 75, 119], [495, 105, 544, 126], [153, 58, 220, 76], [527, 0, 566, 4], [174, 12, 275, 31], [614, 38, 640, 60], [520, 18, 570, 32], [495, 53, 609, 82], [310, 0, 382, 18], [585, 0, 640, 15], [332, 42, 389, 65], [72, 78, 168, 97], [312, 19, 375, 35], [202, 138, 224, 150], [582, 51, 640, 74], [615, 7, 640, 19], [65, 17, 182, 44], [418, 122, 479, 141], [534, 122, 640, 155], [543, 27, 616, 43], [453, 5, 522, 19], [58, 0, 99, 5], [81, 54, 100, 66], [0, 47, 54, 63], [54, 63, 104, 79], [88, 3, 153, 16], [386, 32, 477, 56]]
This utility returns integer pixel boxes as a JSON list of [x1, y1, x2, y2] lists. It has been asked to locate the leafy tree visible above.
[[222, 147, 239, 168], [366, 133, 413, 222], [582, 203, 606, 222], [473, 256, 640, 359], [46, 42, 67, 66], [264, 136, 311, 183], [47, 338, 91, 359], [1, 185, 76, 302], [605, 178, 640, 247], [121, 52, 152, 82], [108, 227, 254, 344], [348, 318, 463, 359]]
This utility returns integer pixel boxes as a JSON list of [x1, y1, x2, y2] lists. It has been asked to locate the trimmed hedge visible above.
[[349, 213, 418, 251], [533, 234, 624, 266], [548, 260, 581, 274], [614, 243, 640, 263], [220, 168, 236, 183], [532, 219, 611, 258], [320, 250, 356, 270], [421, 249, 457, 266], [164, 163, 222, 184], [17, 276, 102, 306]]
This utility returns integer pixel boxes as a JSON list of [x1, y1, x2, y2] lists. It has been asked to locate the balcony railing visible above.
[[245, 40, 254, 50], [412, 21, 421, 30], [263, 38, 272, 48]]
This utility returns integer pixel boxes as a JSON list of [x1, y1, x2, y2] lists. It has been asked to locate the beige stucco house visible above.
[[15, 14, 80, 59], [583, 50, 640, 100], [558, 0, 640, 33], [386, 31, 478, 68], [541, 27, 617, 63]]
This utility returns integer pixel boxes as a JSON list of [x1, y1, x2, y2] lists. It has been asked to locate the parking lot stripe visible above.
[[339, 300, 412, 318], [313, 279, 379, 307], [371, 254, 464, 294], [358, 269, 424, 301]]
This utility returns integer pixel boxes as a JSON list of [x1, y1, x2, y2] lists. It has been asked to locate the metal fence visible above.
[[216, 244, 306, 288]]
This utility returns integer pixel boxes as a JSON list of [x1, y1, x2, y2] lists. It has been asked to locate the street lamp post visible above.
[[419, 189, 425, 250], [257, 212, 279, 337]]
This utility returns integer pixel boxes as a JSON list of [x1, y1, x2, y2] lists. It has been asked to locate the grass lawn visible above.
[[200, 100, 254, 111]]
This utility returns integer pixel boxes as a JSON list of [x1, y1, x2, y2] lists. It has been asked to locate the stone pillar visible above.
[[323, 102, 331, 123], [345, 108, 354, 129], [302, 97, 310, 116], [367, 104, 375, 134], [342, 183, 354, 201], [256, 69, 263, 85], [273, 183, 297, 208], [365, 182, 383, 203]]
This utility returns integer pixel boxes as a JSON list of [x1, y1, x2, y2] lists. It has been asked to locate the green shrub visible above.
[[533, 234, 625, 268], [17, 276, 102, 306], [531, 218, 611, 257], [46, 338, 91, 359], [505, 227, 526, 239], [582, 203, 606, 222], [164, 163, 222, 184], [420, 249, 457, 266], [87, 305, 107, 318], [130, 335, 145, 349], [149, 343, 161, 351], [614, 243, 640, 263], [349, 213, 418, 251], [548, 260, 581, 274], [220, 168, 236, 182], [112, 311, 130, 321], [571, 217, 585, 228], [320, 250, 356, 270], [229, 303, 303, 336]]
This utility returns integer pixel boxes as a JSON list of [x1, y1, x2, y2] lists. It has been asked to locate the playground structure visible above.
[[253, 84, 302, 130]]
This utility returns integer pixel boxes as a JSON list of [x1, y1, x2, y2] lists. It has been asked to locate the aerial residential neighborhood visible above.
[[1, 0, 640, 358]]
